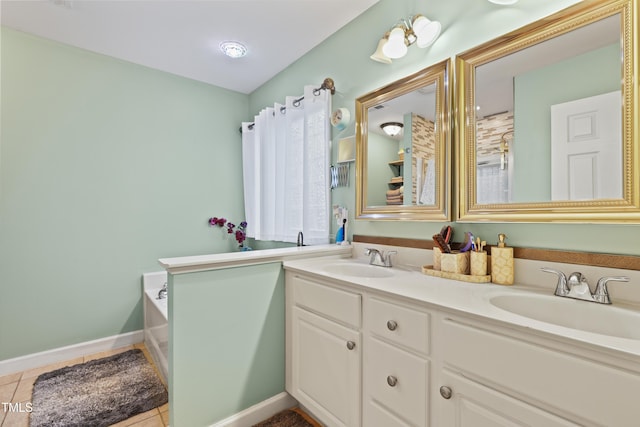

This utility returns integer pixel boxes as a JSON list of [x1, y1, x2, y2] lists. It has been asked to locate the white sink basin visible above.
[[323, 262, 395, 278], [490, 293, 640, 340]]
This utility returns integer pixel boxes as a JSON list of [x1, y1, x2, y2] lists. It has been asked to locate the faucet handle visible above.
[[384, 251, 397, 267], [593, 276, 630, 304], [541, 267, 569, 297]]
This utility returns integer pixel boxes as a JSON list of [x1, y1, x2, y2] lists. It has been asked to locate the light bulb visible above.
[[219, 41, 247, 58], [412, 15, 429, 33], [382, 27, 408, 59], [414, 19, 441, 48]]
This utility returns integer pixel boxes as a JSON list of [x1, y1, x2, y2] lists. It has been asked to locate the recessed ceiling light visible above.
[[219, 41, 247, 58]]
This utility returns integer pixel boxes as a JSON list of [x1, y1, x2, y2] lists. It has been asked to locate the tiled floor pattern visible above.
[[0, 343, 169, 427]]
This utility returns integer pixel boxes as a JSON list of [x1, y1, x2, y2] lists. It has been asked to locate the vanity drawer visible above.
[[364, 337, 429, 427], [367, 296, 430, 355], [291, 275, 361, 328]]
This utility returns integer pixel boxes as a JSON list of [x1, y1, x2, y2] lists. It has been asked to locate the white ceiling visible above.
[[1, 0, 380, 94]]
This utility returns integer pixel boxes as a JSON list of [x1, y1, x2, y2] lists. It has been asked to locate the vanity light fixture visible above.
[[487, 0, 519, 4], [499, 131, 513, 170], [380, 122, 404, 137], [370, 14, 441, 64], [220, 41, 247, 58]]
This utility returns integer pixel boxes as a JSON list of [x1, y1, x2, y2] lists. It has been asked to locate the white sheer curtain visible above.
[[242, 86, 331, 245], [477, 163, 509, 204]]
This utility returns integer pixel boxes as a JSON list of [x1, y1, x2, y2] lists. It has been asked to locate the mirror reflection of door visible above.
[[550, 91, 622, 200]]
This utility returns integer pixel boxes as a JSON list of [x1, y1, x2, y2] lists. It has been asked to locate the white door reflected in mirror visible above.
[[550, 91, 622, 200]]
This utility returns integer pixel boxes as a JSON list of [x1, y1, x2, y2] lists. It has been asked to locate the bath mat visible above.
[[253, 407, 322, 427], [30, 349, 168, 427]]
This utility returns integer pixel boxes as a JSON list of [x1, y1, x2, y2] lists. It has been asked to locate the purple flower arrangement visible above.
[[208, 217, 248, 248]]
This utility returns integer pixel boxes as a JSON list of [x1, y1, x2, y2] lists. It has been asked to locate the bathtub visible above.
[[143, 271, 168, 383]]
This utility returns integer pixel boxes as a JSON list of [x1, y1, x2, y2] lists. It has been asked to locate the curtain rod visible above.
[[240, 78, 335, 133]]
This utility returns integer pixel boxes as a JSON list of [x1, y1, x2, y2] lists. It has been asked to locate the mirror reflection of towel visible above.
[[420, 159, 435, 205], [386, 187, 403, 205], [386, 188, 403, 197]]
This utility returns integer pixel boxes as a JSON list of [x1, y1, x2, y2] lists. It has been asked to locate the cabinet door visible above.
[[438, 371, 580, 427], [441, 317, 640, 426], [291, 307, 361, 427]]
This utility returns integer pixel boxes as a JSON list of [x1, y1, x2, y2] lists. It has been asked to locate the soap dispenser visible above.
[[491, 233, 514, 285]]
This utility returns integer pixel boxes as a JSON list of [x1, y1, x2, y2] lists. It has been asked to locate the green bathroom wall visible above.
[[169, 263, 285, 426], [0, 28, 248, 360], [250, 0, 640, 256], [513, 44, 621, 202]]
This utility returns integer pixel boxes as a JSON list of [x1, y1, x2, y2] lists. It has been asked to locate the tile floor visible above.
[[0, 343, 169, 427]]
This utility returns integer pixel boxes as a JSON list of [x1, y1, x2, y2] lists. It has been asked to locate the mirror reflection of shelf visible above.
[[389, 158, 404, 187]]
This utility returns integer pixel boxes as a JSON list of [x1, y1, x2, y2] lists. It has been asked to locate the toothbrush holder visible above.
[[470, 251, 488, 276]]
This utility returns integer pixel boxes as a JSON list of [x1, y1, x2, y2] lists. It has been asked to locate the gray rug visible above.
[[30, 349, 168, 427], [253, 408, 319, 427]]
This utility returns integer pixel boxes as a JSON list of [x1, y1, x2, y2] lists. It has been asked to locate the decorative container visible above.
[[440, 251, 470, 275], [470, 251, 488, 276], [432, 247, 441, 271], [422, 265, 491, 283], [491, 247, 514, 285]]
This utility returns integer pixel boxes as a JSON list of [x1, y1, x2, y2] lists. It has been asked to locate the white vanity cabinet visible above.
[[284, 262, 640, 427], [285, 272, 362, 427], [363, 296, 431, 427], [436, 314, 640, 427]]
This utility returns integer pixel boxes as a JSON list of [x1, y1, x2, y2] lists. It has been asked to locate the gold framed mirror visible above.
[[457, 0, 638, 222], [356, 58, 451, 221]]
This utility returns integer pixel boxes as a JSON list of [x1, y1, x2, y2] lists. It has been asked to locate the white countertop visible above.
[[283, 256, 640, 360], [159, 244, 352, 274]]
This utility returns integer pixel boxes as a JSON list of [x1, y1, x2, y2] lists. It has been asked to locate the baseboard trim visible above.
[[211, 392, 298, 427], [0, 330, 144, 376]]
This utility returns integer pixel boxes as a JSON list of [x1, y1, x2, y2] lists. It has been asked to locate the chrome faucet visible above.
[[157, 282, 168, 300], [297, 231, 304, 247], [365, 248, 396, 267], [541, 267, 629, 304]]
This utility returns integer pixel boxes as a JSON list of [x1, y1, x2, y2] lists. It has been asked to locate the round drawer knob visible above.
[[387, 320, 398, 331], [387, 376, 398, 387], [346, 341, 356, 350], [440, 386, 452, 400]]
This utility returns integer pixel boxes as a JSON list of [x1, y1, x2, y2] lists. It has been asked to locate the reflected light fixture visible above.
[[380, 122, 404, 137], [220, 41, 247, 58], [370, 14, 441, 64]]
